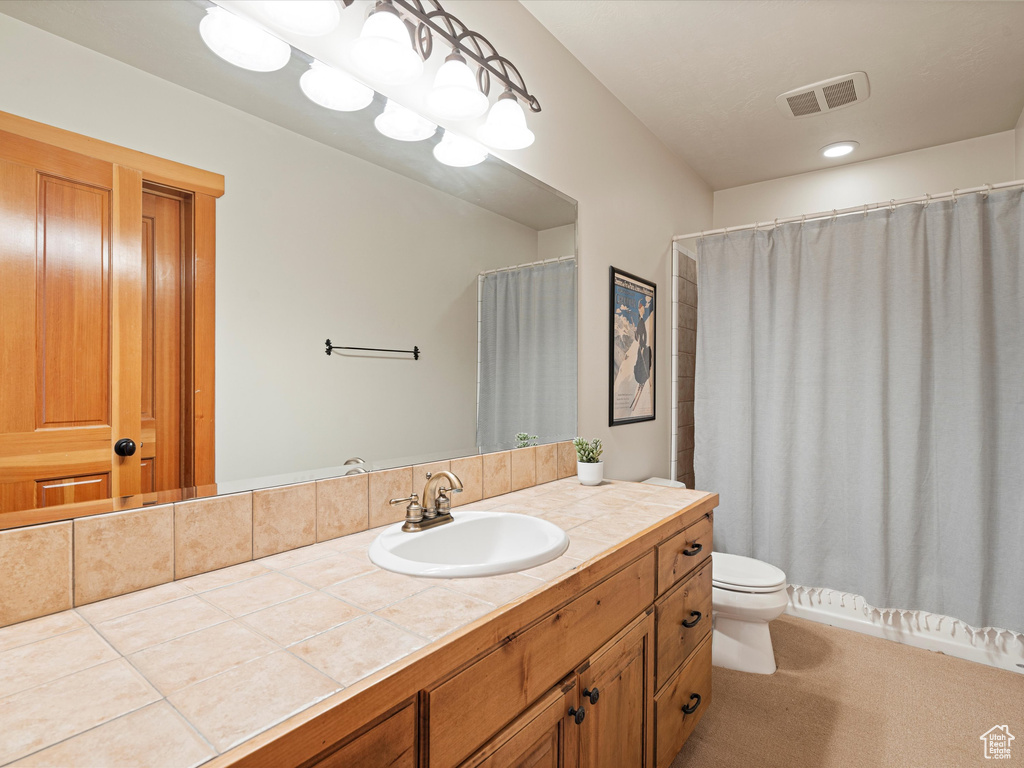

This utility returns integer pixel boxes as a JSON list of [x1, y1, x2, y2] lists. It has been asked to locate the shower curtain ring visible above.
[[774, 218, 779, 230], [924, 193, 931, 208], [800, 214, 806, 227], [862, 204, 868, 217], [889, 199, 896, 212], [952, 188, 959, 203], [982, 183, 993, 198], [831, 209, 837, 222]]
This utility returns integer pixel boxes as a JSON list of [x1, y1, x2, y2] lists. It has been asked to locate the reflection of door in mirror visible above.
[[0, 118, 219, 527]]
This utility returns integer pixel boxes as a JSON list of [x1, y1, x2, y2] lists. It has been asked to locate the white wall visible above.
[[0, 13, 540, 483], [0, 3, 714, 483], [713, 131, 1016, 228], [449, 1, 714, 481], [538, 224, 576, 261], [1016, 106, 1024, 179]]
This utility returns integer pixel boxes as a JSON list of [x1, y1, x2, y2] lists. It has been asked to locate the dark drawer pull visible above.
[[569, 706, 586, 725], [582, 687, 599, 705], [681, 610, 702, 628], [682, 542, 703, 557], [682, 693, 701, 715]]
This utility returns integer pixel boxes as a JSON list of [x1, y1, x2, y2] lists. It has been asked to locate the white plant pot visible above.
[[577, 461, 604, 486]]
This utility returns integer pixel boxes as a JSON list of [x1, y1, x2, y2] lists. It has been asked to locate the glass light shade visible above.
[[822, 141, 858, 158], [478, 93, 535, 150], [433, 131, 488, 167], [374, 100, 437, 141], [351, 7, 423, 85], [300, 62, 374, 112], [263, 0, 340, 37], [199, 7, 290, 72], [426, 53, 488, 120]]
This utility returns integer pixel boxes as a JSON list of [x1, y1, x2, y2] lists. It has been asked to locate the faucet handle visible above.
[[389, 494, 423, 523], [389, 493, 419, 506]]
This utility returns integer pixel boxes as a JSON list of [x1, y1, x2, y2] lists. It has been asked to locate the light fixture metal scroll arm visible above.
[[372, 0, 541, 113]]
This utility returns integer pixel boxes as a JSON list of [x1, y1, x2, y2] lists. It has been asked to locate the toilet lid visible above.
[[712, 552, 787, 592]]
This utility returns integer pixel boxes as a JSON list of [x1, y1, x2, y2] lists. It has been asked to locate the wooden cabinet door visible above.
[[578, 613, 654, 768], [306, 702, 416, 768], [0, 131, 142, 516], [461, 680, 580, 768]]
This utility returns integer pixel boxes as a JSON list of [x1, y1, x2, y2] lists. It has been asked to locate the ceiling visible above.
[[522, 0, 1024, 190]]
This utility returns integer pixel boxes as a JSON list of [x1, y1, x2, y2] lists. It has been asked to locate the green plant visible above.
[[515, 432, 538, 449], [573, 437, 603, 463]]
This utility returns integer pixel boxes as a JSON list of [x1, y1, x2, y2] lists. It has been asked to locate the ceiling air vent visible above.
[[776, 72, 870, 119]]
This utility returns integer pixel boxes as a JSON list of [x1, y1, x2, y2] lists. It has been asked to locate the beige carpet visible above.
[[671, 615, 1024, 768]]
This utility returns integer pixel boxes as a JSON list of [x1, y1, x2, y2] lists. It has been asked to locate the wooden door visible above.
[[578, 613, 655, 768], [0, 131, 142, 515], [461, 680, 580, 768], [141, 188, 185, 494]]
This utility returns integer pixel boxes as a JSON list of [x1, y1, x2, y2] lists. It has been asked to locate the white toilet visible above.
[[711, 552, 788, 674]]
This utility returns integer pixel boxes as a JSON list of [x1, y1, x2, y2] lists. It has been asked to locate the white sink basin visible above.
[[368, 510, 569, 578]]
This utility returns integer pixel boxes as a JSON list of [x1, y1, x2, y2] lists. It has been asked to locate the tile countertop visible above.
[[0, 479, 711, 767]]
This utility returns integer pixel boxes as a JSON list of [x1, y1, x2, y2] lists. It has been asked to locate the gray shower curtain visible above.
[[695, 189, 1024, 632], [478, 260, 577, 453]]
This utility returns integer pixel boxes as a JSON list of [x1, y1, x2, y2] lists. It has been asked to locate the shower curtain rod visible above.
[[477, 253, 576, 276], [672, 178, 1024, 242]]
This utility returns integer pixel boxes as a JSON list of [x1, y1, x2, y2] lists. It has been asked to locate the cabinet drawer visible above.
[[657, 514, 712, 595], [307, 702, 416, 768], [655, 559, 711, 689], [654, 635, 712, 768], [428, 553, 655, 768]]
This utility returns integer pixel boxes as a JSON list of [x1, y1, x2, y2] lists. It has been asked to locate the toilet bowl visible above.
[[712, 552, 788, 675]]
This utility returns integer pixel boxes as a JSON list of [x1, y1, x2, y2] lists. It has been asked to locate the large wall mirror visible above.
[[0, 0, 577, 523]]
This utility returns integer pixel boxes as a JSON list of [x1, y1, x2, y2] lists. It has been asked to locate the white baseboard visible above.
[[785, 584, 1024, 675]]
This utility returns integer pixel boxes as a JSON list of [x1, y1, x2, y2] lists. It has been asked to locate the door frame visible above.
[[0, 110, 223, 530]]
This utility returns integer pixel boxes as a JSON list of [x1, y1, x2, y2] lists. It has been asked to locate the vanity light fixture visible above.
[[375, 99, 437, 141], [427, 52, 489, 120], [351, 1, 423, 85], [821, 141, 859, 158], [263, 0, 341, 37], [198, 6, 291, 72], [433, 131, 488, 167], [300, 61, 374, 112], [478, 90, 535, 150]]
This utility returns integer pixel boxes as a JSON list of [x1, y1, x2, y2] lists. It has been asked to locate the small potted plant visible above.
[[573, 437, 604, 486]]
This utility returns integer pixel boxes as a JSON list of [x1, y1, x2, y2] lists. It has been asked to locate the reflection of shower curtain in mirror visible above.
[[478, 259, 577, 453], [696, 189, 1024, 633]]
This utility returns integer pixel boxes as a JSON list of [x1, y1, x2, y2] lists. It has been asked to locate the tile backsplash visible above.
[[0, 443, 578, 629]]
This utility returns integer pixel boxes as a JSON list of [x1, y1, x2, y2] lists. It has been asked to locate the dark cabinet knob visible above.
[[682, 542, 703, 557], [582, 687, 599, 705], [568, 706, 586, 725], [114, 438, 137, 457], [682, 693, 701, 715], [681, 611, 702, 628]]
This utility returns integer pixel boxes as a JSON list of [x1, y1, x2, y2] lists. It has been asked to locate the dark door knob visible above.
[[568, 706, 586, 725], [582, 687, 599, 705], [114, 438, 137, 457]]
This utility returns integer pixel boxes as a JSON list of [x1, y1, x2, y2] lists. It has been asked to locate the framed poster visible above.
[[609, 267, 656, 426]]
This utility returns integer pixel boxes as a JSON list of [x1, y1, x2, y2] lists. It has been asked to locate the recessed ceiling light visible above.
[[821, 141, 858, 158]]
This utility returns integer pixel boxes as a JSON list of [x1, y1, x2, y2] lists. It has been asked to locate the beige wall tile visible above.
[[681, 255, 697, 283], [74, 508, 173, 607], [679, 376, 695, 401], [535, 444, 558, 485], [316, 474, 368, 542], [679, 327, 697, 355], [0, 522, 72, 628], [412, 460, 450, 493], [368, 467, 412, 528], [450, 455, 483, 506], [252, 483, 316, 559], [681, 279, 698, 307], [174, 493, 252, 579], [557, 441, 578, 479], [510, 447, 537, 491], [680, 303, 697, 330], [482, 451, 511, 498]]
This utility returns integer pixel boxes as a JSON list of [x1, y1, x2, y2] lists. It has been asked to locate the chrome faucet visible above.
[[390, 470, 462, 533]]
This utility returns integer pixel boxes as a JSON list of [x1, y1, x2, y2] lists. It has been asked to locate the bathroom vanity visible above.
[[208, 484, 716, 768]]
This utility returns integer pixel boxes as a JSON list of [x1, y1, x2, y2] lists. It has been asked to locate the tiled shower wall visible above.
[[676, 253, 697, 488]]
